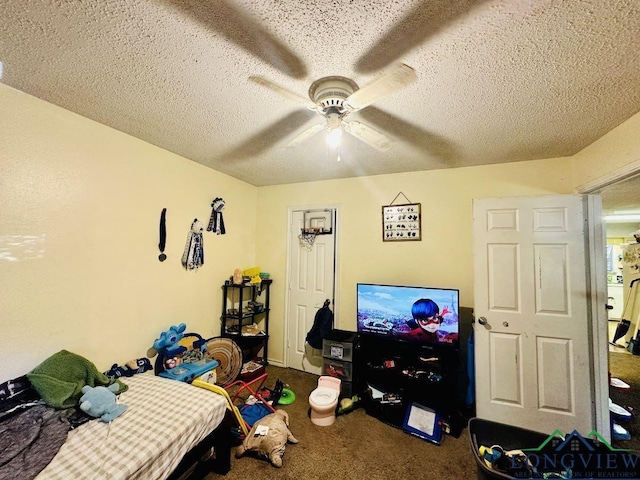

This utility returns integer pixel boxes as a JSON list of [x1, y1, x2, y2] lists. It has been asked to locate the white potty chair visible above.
[[309, 376, 341, 426]]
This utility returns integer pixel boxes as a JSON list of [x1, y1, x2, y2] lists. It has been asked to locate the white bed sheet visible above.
[[36, 373, 227, 480]]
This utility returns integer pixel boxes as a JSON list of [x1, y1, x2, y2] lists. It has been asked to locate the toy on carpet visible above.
[[337, 394, 361, 415], [104, 358, 152, 379], [235, 409, 298, 468], [257, 379, 297, 406], [277, 387, 296, 406], [80, 384, 127, 423], [258, 379, 283, 405]]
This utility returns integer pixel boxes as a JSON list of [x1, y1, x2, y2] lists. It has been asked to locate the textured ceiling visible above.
[[1, 0, 639, 190]]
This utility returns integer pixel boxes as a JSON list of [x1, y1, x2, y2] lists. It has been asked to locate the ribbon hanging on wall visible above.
[[181, 219, 204, 270], [207, 197, 226, 235]]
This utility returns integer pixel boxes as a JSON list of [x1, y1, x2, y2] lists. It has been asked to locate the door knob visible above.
[[478, 317, 488, 325]]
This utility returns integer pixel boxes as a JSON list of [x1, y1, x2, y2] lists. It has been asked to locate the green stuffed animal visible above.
[[79, 384, 127, 423], [337, 395, 361, 415]]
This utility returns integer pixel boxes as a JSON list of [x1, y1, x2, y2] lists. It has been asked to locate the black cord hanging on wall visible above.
[[158, 208, 167, 262]]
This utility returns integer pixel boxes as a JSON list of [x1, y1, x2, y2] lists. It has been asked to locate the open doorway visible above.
[[604, 220, 639, 352], [580, 164, 640, 445], [582, 170, 640, 350]]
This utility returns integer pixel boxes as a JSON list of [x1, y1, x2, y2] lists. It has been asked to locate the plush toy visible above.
[[152, 323, 187, 356], [104, 358, 152, 379], [337, 394, 361, 415], [233, 268, 243, 285], [79, 384, 127, 423], [235, 409, 298, 468]]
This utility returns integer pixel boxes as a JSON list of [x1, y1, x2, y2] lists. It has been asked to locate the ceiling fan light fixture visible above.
[[326, 112, 342, 130], [309, 76, 359, 114], [253, 65, 413, 154], [326, 127, 343, 148]]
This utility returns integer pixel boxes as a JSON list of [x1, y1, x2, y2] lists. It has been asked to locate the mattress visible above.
[[36, 373, 228, 480]]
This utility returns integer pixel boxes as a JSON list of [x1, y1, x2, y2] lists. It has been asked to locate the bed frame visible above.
[[167, 410, 234, 478]]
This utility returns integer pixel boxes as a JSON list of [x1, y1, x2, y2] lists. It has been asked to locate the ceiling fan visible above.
[[249, 63, 417, 152], [163, 0, 481, 161]]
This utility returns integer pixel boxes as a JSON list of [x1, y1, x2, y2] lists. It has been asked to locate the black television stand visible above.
[[356, 335, 459, 431]]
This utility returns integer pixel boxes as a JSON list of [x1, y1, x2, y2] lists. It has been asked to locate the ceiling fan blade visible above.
[[343, 121, 393, 152], [219, 110, 316, 159], [355, 0, 488, 74], [345, 64, 417, 111], [249, 76, 317, 110], [286, 123, 326, 148], [358, 107, 456, 164], [160, 0, 306, 79]]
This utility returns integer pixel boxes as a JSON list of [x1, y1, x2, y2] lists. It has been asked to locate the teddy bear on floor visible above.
[[235, 409, 298, 467]]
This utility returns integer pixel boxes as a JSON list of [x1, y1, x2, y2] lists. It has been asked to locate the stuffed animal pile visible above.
[[235, 409, 298, 467]]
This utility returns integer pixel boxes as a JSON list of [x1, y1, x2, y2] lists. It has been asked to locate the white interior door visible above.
[[286, 208, 336, 374], [473, 194, 609, 438]]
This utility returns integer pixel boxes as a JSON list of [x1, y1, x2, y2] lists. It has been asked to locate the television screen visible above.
[[357, 283, 459, 348]]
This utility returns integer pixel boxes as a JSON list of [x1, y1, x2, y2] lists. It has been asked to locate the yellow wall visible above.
[[257, 112, 640, 365], [0, 85, 258, 382], [571, 111, 640, 187], [256, 158, 576, 363], [3, 82, 639, 378]]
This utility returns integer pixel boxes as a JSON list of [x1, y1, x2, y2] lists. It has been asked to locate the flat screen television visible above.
[[357, 283, 459, 348]]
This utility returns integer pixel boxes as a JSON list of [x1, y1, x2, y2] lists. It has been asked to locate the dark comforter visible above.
[[0, 376, 90, 480]]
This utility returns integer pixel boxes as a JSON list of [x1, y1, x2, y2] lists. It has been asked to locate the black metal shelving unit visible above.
[[220, 279, 271, 367]]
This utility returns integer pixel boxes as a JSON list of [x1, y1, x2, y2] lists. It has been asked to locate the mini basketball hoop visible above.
[[298, 209, 333, 251], [298, 227, 319, 250]]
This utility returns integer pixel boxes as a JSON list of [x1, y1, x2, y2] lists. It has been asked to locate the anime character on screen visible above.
[[406, 298, 458, 345]]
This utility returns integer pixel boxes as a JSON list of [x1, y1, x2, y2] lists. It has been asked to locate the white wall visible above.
[[0, 85, 258, 382]]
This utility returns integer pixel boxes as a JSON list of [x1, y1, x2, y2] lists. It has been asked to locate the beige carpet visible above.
[[205, 365, 477, 479], [203, 353, 640, 479]]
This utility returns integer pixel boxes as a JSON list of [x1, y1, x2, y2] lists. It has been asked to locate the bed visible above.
[[34, 373, 230, 480], [0, 371, 230, 480]]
